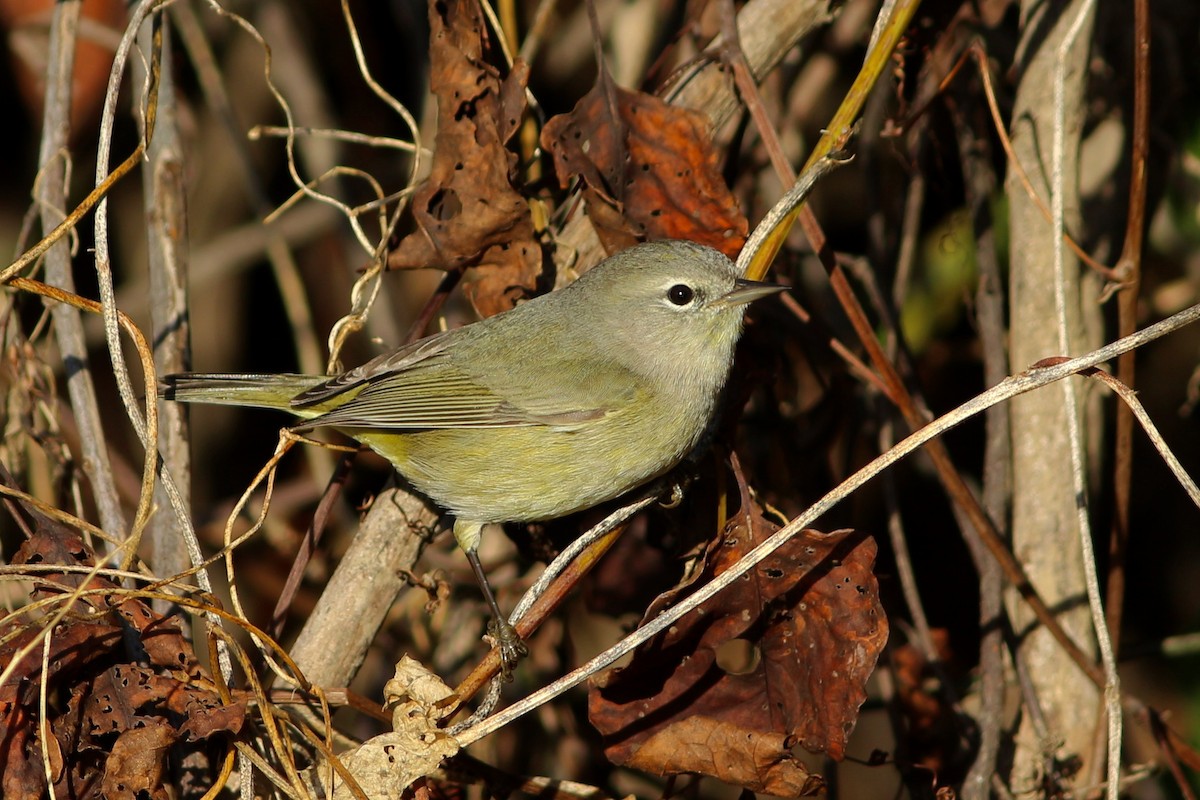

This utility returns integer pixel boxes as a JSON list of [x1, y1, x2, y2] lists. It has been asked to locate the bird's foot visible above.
[[658, 480, 686, 509], [487, 618, 529, 681]]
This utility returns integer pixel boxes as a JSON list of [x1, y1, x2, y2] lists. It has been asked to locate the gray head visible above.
[[566, 240, 783, 393]]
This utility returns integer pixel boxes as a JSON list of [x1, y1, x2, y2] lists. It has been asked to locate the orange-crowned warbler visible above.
[[162, 240, 784, 673]]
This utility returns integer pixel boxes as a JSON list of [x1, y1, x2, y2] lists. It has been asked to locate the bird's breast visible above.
[[349, 391, 714, 524]]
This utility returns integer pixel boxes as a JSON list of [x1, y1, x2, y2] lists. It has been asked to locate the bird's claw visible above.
[[487, 619, 528, 681], [658, 481, 686, 509]]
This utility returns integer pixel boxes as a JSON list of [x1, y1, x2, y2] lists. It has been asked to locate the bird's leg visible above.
[[455, 520, 528, 679], [464, 547, 528, 679]]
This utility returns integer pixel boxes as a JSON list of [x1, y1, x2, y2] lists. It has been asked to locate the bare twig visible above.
[[1078, 368, 1199, 507], [249, 123, 424, 154], [951, 73, 1010, 800], [91, 0, 168, 560], [1047, 4, 1119, 796], [447, 489, 660, 717], [34, 0, 126, 548], [1098, 0, 1150, 775], [137, 11, 194, 606]]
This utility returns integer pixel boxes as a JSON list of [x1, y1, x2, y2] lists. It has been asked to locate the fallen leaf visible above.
[[4, 523, 246, 800], [387, 0, 542, 317], [1, 701, 45, 800], [618, 716, 822, 797], [541, 79, 748, 259], [12, 522, 199, 675], [179, 700, 247, 743], [80, 665, 246, 744], [383, 655, 455, 729], [1, 619, 123, 708], [100, 721, 175, 800], [309, 730, 460, 800], [304, 658, 460, 800], [589, 468, 886, 794]]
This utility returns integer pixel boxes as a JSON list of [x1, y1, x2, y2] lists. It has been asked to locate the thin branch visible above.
[[1049, 4, 1119, 796], [1080, 368, 1200, 507], [248, 123, 424, 154], [91, 0, 166, 560], [952, 76, 1009, 800], [1100, 0, 1150, 757], [34, 0, 126, 548], [137, 10, 194, 606]]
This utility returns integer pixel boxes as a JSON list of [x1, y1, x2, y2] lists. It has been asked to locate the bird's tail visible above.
[[159, 373, 327, 416]]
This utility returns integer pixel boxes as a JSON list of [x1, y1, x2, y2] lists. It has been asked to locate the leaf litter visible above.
[[0, 520, 245, 800]]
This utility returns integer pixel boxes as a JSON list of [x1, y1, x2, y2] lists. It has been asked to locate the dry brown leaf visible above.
[[1, 620, 122, 707], [620, 716, 821, 797], [0, 701, 45, 800], [305, 657, 459, 800], [589, 471, 886, 795], [79, 665, 246, 744], [541, 80, 748, 259], [315, 731, 460, 800], [3, 524, 245, 800], [179, 701, 247, 743], [383, 654, 456, 728], [387, 0, 542, 318], [100, 721, 175, 800], [1, 616, 120, 800], [13, 523, 199, 674]]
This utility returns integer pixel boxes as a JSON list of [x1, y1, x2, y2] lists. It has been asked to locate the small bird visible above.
[[162, 239, 783, 673]]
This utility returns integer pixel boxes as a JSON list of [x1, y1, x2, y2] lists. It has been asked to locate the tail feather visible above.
[[159, 373, 327, 416]]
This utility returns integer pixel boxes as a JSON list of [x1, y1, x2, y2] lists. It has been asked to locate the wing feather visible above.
[[291, 315, 642, 432], [297, 368, 533, 429], [291, 332, 454, 407]]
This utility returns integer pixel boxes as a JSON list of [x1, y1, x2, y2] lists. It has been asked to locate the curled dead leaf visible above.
[[100, 721, 175, 800], [589, 470, 886, 795], [541, 80, 748, 259], [304, 657, 460, 799], [388, 0, 542, 318], [383, 654, 455, 729]]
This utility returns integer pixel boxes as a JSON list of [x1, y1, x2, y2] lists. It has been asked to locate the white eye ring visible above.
[[667, 284, 695, 306]]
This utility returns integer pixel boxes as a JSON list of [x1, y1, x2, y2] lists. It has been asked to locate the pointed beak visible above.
[[714, 278, 787, 308]]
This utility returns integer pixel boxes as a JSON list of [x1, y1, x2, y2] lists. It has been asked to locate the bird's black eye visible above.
[[667, 284, 695, 306]]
